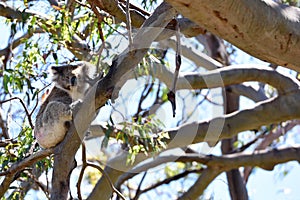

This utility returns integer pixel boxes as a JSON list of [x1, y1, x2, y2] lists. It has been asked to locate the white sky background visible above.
[[1, 0, 300, 200]]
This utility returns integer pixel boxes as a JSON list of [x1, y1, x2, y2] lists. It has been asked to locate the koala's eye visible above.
[[70, 76, 77, 86]]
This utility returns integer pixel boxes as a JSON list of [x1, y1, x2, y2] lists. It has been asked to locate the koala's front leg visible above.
[[70, 100, 82, 112]]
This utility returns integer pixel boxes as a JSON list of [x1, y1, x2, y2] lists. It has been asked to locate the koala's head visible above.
[[51, 62, 96, 100]]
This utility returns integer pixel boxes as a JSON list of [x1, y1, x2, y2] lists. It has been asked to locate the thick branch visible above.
[[164, 146, 300, 199], [0, 29, 44, 57], [0, 2, 24, 19], [165, 0, 300, 72], [176, 146, 300, 170], [230, 84, 268, 102], [50, 2, 177, 200], [88, 0, 146, 27], [152, 64, 300, 94], [165, 91, 300, 148], [94, 3, 177, 106], [88, 0, 206, 39], [50, 125, 81, 200], [118, 145, 300, 197], [85, 4, 177, 200]]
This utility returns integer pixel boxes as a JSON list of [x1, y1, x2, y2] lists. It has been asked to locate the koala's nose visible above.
[[70, 76, 77, 86]]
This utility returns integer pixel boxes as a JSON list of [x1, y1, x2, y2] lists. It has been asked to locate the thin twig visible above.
[[74, 0, 91, 9], [76, 143, 87, 200], [126, 0, 133, 51], [173, 19, 181, 91], [30, 83, 51, 116], [77, 143, 126, 200], [23, 171, 50, 199], [133, 81, 154, 120], [119, 0, 151, 16], [168, 19, 181, 117], [132, 171, 147, 200], [0, 97, 34, 129], [135, 169, 201, 199]]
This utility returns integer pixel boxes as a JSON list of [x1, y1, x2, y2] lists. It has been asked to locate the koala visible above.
[[34, 62, 96, 148], [51, 61, 97, 100]]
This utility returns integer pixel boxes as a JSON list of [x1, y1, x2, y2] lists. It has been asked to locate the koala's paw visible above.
[[70, 100, 83, 113], [61, 107, 72, 121]]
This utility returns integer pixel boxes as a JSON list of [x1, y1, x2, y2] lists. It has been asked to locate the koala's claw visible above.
[[70, 100, 83, 113]]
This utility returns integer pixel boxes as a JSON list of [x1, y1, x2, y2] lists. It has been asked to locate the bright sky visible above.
[[1, 1, 300, 200]]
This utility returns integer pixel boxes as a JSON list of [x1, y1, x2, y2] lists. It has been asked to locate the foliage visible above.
[[0, 0, 300, 200]]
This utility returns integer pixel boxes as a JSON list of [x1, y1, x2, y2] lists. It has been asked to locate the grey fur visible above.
[[34, 62, 96, 148]]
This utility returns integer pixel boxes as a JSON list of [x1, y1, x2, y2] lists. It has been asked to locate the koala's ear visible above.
[[51, 66, 64, 75], [77, 61, 97, 78]]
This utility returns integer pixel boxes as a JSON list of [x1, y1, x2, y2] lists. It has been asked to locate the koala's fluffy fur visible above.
[[34, 62, 96, 148], [51, 61, 96, 100]]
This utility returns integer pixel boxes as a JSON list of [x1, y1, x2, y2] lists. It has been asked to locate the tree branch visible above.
[[0, 112, 9, 139], [176, 145, 300, 170], [164, 91, 300, 148], [230, 84, 268, 102], [134, 169, 201, 199], [50, 125, 81, 200], [49, 2, 177, 200], [243, 120, 300, 182], [0, 29, 43, 58], [87, 0, 206, 39], [175, 145, 300, 199], [0, 96, 35, 129], [177, 65, 299, 94], [88, 0, 146, 27], [0, 2, 91, 60], [117, 144, 300, 197], [0, 2, 25, 20], [0, 148, 53, 197], [165, 0, 300, 72], [86, 3, 177, 200], [151, 64, 300, 94], [178, 168, 220, 200]]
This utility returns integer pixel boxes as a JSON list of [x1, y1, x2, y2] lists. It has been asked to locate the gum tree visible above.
[[0, 0, 300, 199]]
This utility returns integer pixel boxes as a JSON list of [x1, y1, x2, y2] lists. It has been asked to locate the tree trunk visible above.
[[222, 88, 248, 200], [202, 33, 249, 200]]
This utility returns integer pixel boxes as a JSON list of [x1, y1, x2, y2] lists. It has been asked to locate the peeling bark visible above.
[[165, 0, 300, 72]]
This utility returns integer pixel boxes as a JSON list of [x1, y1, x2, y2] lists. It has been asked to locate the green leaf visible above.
[[40, 24, 48, 31], [3, 74, 9, 93], [15, 78, 23, 90], [233, 140, 242, 149]]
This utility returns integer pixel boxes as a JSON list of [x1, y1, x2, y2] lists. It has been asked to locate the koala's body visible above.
[[34, 62, 96, 148]]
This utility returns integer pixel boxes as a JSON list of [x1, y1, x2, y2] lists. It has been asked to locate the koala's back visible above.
[[36, 86, 72, 121], [34, 86, 73, 148]]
